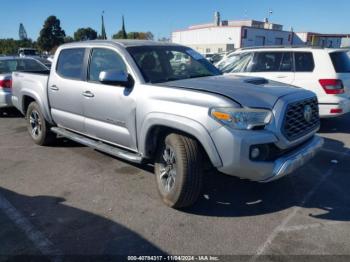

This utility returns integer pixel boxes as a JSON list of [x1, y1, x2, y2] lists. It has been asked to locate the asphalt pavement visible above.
[[0, 109, 350, 261]]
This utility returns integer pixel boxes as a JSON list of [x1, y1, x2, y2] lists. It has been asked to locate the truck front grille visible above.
[[282, 97, 319, 141]]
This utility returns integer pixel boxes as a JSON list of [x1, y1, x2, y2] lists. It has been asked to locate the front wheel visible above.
[[154, 133, 203, 208], [26, 102, 55, 146]]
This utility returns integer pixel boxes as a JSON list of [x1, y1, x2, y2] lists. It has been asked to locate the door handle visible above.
[[276, 75, 288, 79], [82, 91, 95, 98], [50, 85, 59, 91]]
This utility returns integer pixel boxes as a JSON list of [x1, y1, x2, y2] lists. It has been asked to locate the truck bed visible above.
[[11, 71, 52, 122]]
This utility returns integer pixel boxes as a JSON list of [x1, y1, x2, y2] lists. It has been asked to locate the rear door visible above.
[[249, 51, 295, 84], [48, 48, 87, 133]]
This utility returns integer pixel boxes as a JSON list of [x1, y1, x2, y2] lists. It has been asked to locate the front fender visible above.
[[139, 112, 223, 168]]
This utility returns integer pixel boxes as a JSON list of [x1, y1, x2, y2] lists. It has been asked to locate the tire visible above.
[[26, 102, 55, 146], [154, 133, 203, 208]]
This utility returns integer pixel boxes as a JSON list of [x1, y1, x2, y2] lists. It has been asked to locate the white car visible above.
[[218, 47, 350, 118]]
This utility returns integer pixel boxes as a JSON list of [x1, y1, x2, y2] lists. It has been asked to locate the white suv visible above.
[[218, 47, 350, 118]]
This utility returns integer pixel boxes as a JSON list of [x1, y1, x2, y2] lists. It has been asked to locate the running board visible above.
[[51, 127, 143, 164]]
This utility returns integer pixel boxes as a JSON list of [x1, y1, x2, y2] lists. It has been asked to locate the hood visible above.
[[159, 75, 304, 109]]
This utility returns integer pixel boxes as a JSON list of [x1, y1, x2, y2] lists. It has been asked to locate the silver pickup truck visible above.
[[11, 40, 324, 208]]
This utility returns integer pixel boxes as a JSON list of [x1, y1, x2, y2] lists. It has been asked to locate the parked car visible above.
[[18, 48, 52, 68], [12, 40, 323, 208], [170, 52, 191, 71], [218, 47, 350, 118], [0, 57, 48, 113]]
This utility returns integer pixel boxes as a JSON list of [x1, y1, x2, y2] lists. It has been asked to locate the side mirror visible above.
[[99, 70, 130, 87]]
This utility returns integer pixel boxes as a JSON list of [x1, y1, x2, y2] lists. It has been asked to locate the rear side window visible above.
[[17, 59, 47, 71], [330, 51, 350, 73], [0, 60, 17, 73], [252, 52, 292, 72], [88, 48, 127, 82], [294, 52, 314, 72], [0, 59, 47, 73], [56, 48, 85, 80]]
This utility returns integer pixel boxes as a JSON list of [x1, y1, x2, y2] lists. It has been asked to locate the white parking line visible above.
[[0, 192, 62, 261], [251, 148, 350, 261], [281, 221, 345, 232]]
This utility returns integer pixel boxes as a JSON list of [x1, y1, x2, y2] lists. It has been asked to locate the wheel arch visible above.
[[139, 113, 222, 168], [20, 90, 53, 124]]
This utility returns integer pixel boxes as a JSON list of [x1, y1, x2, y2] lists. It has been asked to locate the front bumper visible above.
[[0, 90, 13, 108], [259, 136, 324, 182], [210, 126, 323, 182]]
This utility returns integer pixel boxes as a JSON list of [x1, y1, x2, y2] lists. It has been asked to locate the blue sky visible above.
[[0, 0, 349, 40]]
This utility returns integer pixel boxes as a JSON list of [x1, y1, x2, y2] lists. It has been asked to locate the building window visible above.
[[218, 48, 223, 53], [243, 29, 248, 39], [206, 48, 211, 53], [275, 38, 283, 45]]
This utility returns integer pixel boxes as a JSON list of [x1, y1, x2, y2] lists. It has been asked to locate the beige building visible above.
[[172, 12, 292, 54]]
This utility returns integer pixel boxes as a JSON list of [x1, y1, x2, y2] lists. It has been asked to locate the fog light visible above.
[[250, 147, 260, 159]]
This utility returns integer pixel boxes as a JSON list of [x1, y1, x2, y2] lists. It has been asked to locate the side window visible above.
[[88, 48, 127, 82], [21, 59, 47, 71], [294, 52, 314, 72], [252, 52, 284, 72], [56, 48, 85, 80], [132, 51, 163, 82], [279, 52, 292, 72], [220, 52, 253, 73]]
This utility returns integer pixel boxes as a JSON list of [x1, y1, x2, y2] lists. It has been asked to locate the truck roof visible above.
[[61, 40, 181, 49]]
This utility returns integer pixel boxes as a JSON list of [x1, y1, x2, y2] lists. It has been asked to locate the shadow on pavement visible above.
[[319, 113, 350, 134], [0, 187, 165, 256], [182, 136, 350, 221], [0, 108, 23, 118]]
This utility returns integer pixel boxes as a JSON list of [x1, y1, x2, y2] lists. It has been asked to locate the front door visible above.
[[83, 48, 137, 151]]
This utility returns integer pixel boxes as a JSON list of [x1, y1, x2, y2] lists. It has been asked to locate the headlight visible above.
[[210, 107, 272, 130]]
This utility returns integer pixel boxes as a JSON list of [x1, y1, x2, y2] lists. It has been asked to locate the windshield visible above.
[[0, 59, 47, 74], [330, 51, 350, 73], [127, 46, 221, 83]]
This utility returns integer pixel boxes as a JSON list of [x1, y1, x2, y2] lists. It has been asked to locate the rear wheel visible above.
[[154, 133, 203, 208], [26, 102, 55, 146]]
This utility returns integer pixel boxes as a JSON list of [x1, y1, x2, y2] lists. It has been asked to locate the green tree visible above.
[[37, 16, 66, 52], [64, 36, 74, 43], [127, 31, 154, 40], [0, 39, 34, 55], [74, 27, 97, 41], [100, 12, 107, 40], [112, 15, 127, 39]]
